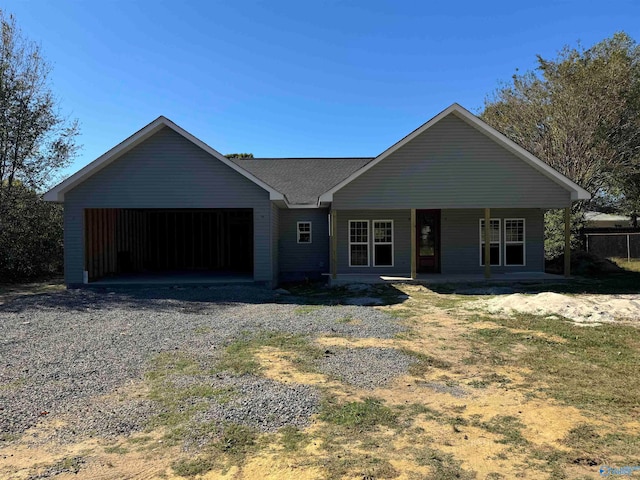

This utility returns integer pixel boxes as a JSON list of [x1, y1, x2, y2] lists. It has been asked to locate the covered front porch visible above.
[[328, 207, 573, 281]]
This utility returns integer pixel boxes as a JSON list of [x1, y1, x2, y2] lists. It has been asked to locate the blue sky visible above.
[[4, 0, 640, 179]]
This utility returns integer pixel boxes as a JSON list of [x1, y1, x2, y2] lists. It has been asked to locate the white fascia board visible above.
[[318, 103, 591, 203], [43, 116, 285, 202]]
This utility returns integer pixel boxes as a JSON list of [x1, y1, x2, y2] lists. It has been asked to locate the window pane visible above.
[[481, 245, 500, 266], [505, 244, 524, 265], [480, 219, 500, 242], [298, 223, 310, 233], [374, 244, 392, 266], [299, 232, 310, 243], [350, 245, 368, 266], [350, 221, 368, 243], [374, 222, 392, 243], [505, 220, 523, 242]]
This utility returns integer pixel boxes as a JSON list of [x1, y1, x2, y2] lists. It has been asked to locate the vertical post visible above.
[[331, 210, 337, 279], [564, 206, 571, 277], [627, 234, 631, 263], [410, 209, 417, 279], [484, 208, 491, 279]]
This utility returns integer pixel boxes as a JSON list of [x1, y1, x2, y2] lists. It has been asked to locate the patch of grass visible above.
[[468, 373, 512, 389], [322, 453, 399, 480], [401, 348, 452, 376], [172, 456, 217, 478], [0, 378, 26, 391], [279, 426, 308, 452], [215, 331, 323, 376], [53, 456, 85, 475], [216, 338, 261, 375], [146, 352, 205, 381], [319, 397, 398, 432], [104, 444, 129, 454], [193, 325, 212, 334], [469, 313, 640, 416], [477, 415, 529, 447], [336, 315, 354, 324], [413, 446, 476, 479], [215, 423, 258, 458], [0, 432, 20, 443], [145, 352, 237, 434], [608, 257, 640, 273], [127, 435, 153, 444], [563, 423, 640, 459]]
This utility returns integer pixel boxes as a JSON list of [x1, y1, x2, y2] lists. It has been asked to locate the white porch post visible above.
[[411, 209, 417, 279], [484, 208, 491, 279]]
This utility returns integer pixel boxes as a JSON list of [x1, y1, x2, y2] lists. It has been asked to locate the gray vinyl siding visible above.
[[63, 127, 272, 284], [278, 208, 330, 281], [337, 210, 411, 275], [333, 114, 572, 210], [271, 203, 280, 286], [441, 208, 544, 274]]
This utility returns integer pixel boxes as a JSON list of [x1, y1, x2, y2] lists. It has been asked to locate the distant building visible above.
[[584, 211, 632, 229]]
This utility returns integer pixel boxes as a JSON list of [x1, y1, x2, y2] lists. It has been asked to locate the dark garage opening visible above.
[[84, 208, 253, 282]]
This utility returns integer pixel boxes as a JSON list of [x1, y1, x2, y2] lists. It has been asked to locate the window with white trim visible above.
[[504, 219, 525, 266], [373, 220, 393, 266], [297, 221, 312, 244], [479, 219, 501, 266], [349, 220, 369, 266]]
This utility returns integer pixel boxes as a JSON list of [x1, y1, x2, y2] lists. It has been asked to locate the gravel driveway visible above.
[[0, 285, 406, 444]]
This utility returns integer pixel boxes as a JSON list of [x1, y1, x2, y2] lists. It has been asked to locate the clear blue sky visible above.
[[4, 0, 640, 179]]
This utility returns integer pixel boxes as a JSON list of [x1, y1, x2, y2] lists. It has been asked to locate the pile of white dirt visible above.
[[471, 292, 640, 325]]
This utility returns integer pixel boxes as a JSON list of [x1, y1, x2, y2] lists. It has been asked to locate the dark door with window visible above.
[[416, 209, 440, 273]]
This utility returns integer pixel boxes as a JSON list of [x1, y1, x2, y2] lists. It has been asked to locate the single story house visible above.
[[44, 104, 590, 287]]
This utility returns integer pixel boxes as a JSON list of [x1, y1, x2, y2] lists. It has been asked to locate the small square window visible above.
[[297, 222, 312, 244]]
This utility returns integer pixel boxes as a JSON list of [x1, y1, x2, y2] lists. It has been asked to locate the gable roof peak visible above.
[[43, 115, 284, 202]]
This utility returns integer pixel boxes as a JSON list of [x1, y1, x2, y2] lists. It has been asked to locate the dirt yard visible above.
[[1, 281, 639, 480]]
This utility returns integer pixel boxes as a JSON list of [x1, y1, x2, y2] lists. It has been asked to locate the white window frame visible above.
[[504, 218, 526, 266], [297, 221, 312, 244], [373, 220, 394, 267], [349, 220, 369, 267], [479, 218, 502, 266]]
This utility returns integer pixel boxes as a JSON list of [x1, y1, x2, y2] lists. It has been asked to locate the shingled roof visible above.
[[230, 157, 373, 205]]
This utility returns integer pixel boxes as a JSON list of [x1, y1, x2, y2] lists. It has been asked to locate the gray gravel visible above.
[[0, 285, 405, 441], [317, 347, 415, 389]]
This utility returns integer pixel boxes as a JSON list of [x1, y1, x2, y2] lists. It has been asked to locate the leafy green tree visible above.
[[0, 10, 79, 280], [481, 32, 640, 256], [0, 182, 63, 279]]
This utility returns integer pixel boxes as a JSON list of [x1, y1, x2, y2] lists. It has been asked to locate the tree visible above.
[[0, 10, 80, 280], [481, 32, 640, 255], [0, 182, 63, 279], [225, 153, 254, 159]]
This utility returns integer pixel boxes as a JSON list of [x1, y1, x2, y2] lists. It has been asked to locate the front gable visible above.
[[44, 116, 284, 204], [325, 105, 589, 210], [64, 127, 270, 208]]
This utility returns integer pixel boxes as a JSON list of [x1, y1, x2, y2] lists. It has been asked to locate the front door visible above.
[[416, 209, 440, 273]]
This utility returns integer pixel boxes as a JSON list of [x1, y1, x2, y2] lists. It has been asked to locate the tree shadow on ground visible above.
[[0, 281, 408, 314]]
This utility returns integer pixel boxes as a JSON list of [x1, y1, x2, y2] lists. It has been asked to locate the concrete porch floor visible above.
[[90, 271, 254, 287], [327, 271, 568, 286]]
